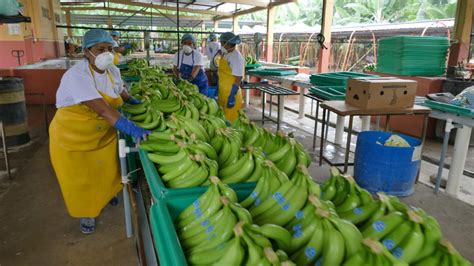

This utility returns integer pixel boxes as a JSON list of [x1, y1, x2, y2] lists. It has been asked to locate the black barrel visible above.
[[0, 77, 30, 146]]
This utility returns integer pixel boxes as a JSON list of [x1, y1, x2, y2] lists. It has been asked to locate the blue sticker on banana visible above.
[[205, 225, 214, 233], [293, 230, 303, 238], [295, 210, 304, 220], [201, 219, 210, 227], [392, 247, 403, 258], [353, 207, 363, 215], [373, 221, 385, 232], [273, 192, 282, 200], [277, 197, 285, 205], [193, 199, 200, 208], [305, 247, 317, 260], [293, 224, 302, 231], [282, 203, 290, 211], [251, 191, 258, 199], [383, 239, 395, 250]]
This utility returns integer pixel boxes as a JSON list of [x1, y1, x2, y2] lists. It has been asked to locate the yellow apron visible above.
[[217, 56, 243, 122], [49, 67, 123, 218], [113, 52, 121, 65]]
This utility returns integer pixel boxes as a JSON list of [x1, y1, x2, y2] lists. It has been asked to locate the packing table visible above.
[[318, 101, 431, 173]]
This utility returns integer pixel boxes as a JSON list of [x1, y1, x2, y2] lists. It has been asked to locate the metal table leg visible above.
[[269, 95, 273, 119], [261, 91, 265, 125], [434, 118, 454, 193], [0, 121, 11, 179], [298, 87, 305, 119], [312, 101, 319, 150], [325, 111, 330, 141], [361, 116, 370, 131], [277, 95, 281, 131], [118, 139, 133, 238], [335, 115, 345, 145], [319, 108, 327, 166], [343, 115, 354, 173], [310, 99, 314, 116], [384, 115, 391, 131]]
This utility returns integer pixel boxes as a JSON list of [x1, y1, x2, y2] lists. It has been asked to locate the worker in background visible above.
[[217, 32, 244, 122], [110, 31, 124, 64], [205, 33, 221, 86], [49, 29, 149, 234], [154, 43, 164, 53], [173, 33, 208, 95]]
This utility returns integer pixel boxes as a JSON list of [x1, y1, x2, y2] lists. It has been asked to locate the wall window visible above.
[[41, 7, 50, 19]]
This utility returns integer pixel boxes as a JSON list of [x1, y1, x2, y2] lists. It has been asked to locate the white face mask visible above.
[[221, 47, 228, 54], [183, 45, 193, 54], [90, 51, 114, 71]]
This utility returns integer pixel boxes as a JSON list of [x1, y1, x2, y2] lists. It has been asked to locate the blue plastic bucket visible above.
[[354, 131, 422, 197], [206, 86, 217, 99]]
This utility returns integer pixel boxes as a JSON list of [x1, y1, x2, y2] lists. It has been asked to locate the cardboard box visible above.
[[346, 77, 417, 109]]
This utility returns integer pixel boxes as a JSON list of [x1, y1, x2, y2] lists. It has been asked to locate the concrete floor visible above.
[[0, 106, 138, 265], [0, 103, 473, 264]]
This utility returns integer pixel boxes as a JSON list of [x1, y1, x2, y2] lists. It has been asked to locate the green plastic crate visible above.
[[245, 63, 262, 70], [149, 186, 254, 266], [139, 149, 256, 200], [310, 72, 378, 86], [247, 69, 297, 76], [117, 63, 129, 70], [423, 100, 473, 117]]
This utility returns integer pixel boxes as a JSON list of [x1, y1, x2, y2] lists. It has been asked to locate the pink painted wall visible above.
[[0, 39, 65, 68]]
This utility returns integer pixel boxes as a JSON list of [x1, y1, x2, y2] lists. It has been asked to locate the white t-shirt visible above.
[[112, 39, 119, 48], [205, 42, 221, 60], [224, 50, 244, 77], [173, 49, 205, 70], [55, 59, 124, 108]]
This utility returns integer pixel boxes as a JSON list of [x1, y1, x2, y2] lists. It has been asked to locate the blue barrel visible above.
[[354, 131, 422, 197]]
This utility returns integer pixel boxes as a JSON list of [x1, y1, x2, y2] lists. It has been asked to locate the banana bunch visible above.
[[199, 114, 227, 139], [412, 239, 471, 266], [140, 135, 218, 188], [166, 114, 210, 143], [246, 166, 309, 226], [211, 128, 244, 168], [218, 146, 256, 184], [175, 177, 296, 265], [282, 195, 362, 266], [265, 133, 311, 176], [343, 238, 407, 266], [361, 208, 444, 264], [245, 56, 257, 65], [125, 106, 166, 131]]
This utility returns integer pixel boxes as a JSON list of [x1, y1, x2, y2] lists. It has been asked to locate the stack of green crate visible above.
[[377, 36, 449, 76], [309, 85, 346, 100]]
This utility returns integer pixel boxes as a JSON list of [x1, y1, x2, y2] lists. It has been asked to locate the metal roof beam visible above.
[[62, 6, 213, 20], [214, 0, 296, 20], [105, 0, 232, 16]]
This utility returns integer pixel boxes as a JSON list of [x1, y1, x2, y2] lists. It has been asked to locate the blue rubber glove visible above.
[[114, 116, 150, 141], [126, 96, 141, 105], [124, 43, 132, 49], [227, 84, 239, 108]]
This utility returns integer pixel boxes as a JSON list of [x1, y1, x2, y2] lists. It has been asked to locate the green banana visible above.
[[177, 184, 218, 222], [320, 220, 346, 266], [253, 224, 292, 252], [228, 201, 252, 224], [288, 216, 320, 254], [393, 222, 425, 264], [338, 199, 381, 225], [242, 231, 264, 265], [331, 218, 362, 259], [267, 141, 291, 162], [412, 215, 442, 262], [250, 180, 294, 218], [160, 156, 194, 182], [148, 148, 187, 165], [240, 173, 269, 209], [211, 226, 244, 265], [335, 177, 362, 213], [381, 219, 413, 251], [342, 248, 367, 266], [362, 211, 406, 240]]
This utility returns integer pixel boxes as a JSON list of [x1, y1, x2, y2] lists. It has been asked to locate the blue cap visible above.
[[182, 33, 196, 44], [83, 29, 114, 49], [220, 32, 241, 45], [208, 33, 218, 41], [111, 30, 120, 37]]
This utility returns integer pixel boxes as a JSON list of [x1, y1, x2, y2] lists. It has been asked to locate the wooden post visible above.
[[214, 20, 219, 32], [448, 0, 474, 67], [201, 23, 206, 51], [265, 5, 276, 63], [232, 15, 239, 33], [65, 10, 72, 38], [107, 16, 113, 28], [317, 0, 334, 73]]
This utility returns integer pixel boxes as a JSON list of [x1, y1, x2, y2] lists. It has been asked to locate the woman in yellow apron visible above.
[[49, 29, 148, 234], [111, 30, 124, 64], [217, 32, 244, 122]]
